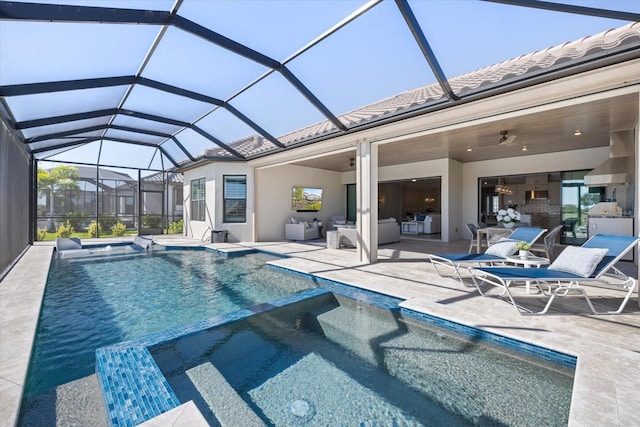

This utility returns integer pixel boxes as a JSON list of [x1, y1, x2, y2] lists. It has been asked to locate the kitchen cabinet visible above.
[[514, 184, 526, 205], [525, 175, 548, 192], [548, 182, 561, 204]]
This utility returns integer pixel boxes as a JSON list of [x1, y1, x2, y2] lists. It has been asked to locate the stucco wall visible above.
[[183, 162, 254, 243], [0, 119, 31, 277], [255, 165, 344, 241]]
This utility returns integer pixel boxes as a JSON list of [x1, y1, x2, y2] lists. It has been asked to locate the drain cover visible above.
[[289, 398, 316, 423]]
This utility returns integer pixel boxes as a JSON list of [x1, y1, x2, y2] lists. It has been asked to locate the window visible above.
[[190, 177, 206, 221], [224, 175, 246, 223]]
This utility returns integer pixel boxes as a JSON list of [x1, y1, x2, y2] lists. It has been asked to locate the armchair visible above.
[[285, 221, 319, 241]]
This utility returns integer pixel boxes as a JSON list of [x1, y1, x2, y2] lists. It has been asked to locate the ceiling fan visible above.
[[348, 157, 355, 168], [498, 130, 517, 145]]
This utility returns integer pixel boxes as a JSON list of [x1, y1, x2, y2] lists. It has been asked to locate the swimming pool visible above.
[[26, 247, 575, 426], [148, 289, 574, 426], [25, 249, 318, 395]]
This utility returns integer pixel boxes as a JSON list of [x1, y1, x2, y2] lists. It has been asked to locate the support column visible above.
[[356, 140, 378, 263]]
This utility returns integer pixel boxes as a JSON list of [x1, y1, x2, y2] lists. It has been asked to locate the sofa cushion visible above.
[[415, 214, 426, 221]]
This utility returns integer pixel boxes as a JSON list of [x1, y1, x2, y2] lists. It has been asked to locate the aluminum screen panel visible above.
[[1, 0, 638, 171]]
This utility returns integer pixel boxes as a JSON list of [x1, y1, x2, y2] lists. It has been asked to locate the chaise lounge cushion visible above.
[[548, 246, 608, 277], [484, 238, 518, 258]]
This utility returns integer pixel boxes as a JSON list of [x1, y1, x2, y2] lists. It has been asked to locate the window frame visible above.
[[190, 177, 206, 222], [223, 174, 247, 223]]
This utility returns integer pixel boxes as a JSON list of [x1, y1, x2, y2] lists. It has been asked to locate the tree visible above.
[[38, 165, 80, 231]]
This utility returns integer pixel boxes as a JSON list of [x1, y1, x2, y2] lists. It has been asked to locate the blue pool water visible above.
[[26, 249, 318, 395], [151, 292, 574, 426]]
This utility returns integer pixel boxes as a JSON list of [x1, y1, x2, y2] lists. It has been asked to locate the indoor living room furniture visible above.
[[401, 221, 422, 234], [334, 218, 400, 247]]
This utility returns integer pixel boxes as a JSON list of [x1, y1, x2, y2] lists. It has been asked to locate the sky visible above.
[[1, 0, 639, 172]]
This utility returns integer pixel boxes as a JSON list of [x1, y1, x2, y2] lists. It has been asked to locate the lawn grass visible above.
[[37, 230, 139, 241]]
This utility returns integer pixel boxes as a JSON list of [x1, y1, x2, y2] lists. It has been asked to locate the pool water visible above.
[[25, 250, 318, 395], [152, 293, 574, 426]]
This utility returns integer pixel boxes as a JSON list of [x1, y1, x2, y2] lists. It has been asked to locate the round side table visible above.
[[505, 254, 550, 293]]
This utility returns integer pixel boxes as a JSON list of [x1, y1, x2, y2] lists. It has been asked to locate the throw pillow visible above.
[[548, 246, 608, 277], [485, 238, 518, 257], [300, 221, 309, 229], [290, 218, 299, 224], [334, 220, 346, 225], [416, 214, 426, 221]]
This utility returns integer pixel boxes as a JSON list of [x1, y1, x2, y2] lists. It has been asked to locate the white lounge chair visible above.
[[468, 234, 640, 315], [429, 227, 547, 285]]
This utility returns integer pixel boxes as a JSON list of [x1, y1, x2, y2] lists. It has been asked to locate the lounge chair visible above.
[[429, 227, 547, 285], [468, 234, 640, 315]]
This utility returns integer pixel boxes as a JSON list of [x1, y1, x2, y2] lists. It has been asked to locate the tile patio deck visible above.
[[1, 235, 638, 426]]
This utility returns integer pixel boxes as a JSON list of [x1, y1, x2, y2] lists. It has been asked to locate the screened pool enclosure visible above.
[[1, 1, 639, 256]]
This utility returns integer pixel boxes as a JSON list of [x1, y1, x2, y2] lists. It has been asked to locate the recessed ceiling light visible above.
[[466, 146, 473, 152], [573, 121, 582, 136], [411, 179, 417, 182], [521, 145, 528, 151]]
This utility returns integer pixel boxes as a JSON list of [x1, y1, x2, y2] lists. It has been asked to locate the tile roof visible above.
[[143, 171, 184, 184], [196, 22, 640, 161]]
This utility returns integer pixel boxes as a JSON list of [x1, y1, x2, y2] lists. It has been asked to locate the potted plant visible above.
[[496, 207, 521, 228], [515, 241, 531, 258]]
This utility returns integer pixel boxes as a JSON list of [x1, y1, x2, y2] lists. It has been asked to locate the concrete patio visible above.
[[1, 235, 638, 426]]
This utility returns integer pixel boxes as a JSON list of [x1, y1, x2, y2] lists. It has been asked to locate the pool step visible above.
[[186, 362, 266, 427], [316, 304, 400, 365]]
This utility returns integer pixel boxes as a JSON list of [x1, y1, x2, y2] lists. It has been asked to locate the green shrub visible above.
[[65, 211, 85, 231], [98, 213, 118, 230], [143, 214, 161, 228], [168, 218, 184, 234], [56, 220, 74, 238], [111, 221, 126, 237], [37, 227, 48, 241], [88, 221, 102, 238]]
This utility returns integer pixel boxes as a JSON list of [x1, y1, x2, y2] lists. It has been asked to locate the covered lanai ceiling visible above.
[[1, 0, 639, 172]]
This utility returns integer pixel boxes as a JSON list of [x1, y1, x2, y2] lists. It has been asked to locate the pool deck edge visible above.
[[0, 245, 53, 427]]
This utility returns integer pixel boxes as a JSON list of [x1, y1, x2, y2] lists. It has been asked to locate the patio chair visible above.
[[528, 224, 563, 261], [468, 234, 640, 315], [466, 223, 482, 253], [429, 227, 546, 285]]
